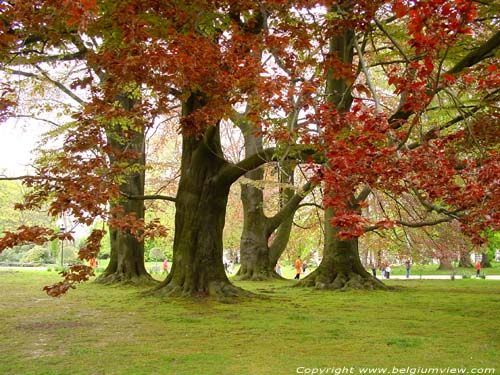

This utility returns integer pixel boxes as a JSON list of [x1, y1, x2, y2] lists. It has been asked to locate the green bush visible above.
[[148, 247, 164, 261], [21, 246, 51, 264], [0, 244, 34, 263]]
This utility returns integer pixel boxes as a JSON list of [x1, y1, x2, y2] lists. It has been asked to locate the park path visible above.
[[380, 275, 500, 280], [1, 266, 500, 280]]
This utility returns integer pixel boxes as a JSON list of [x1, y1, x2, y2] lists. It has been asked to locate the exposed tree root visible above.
[[234, 268, 282, 281], [148, 280, 254, 303], [298, 270, 388, 291], [95, 272, 158, 287]]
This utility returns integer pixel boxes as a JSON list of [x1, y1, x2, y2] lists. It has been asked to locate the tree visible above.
[[0, 2, 165, 287], [1, 0, 499, 298], [300, 1, 500, 289]]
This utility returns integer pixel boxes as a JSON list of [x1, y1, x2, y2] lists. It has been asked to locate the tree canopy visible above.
[[0, 0, 499, 297]]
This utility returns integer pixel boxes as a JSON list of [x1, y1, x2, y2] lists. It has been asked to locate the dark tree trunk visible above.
[[153, 99, 249, 300], [297, 25, 384, 290], [437, 257, 453, 271], [236, 118, 302, 280], [458, 248, 473, 268], [481, 252, 492, 268], [97, 95, 154, 285], [299, 209, 386, 290], [236, 123, 276, 280]]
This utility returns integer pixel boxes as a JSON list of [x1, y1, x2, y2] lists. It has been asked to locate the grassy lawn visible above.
[[1, 270, 499, 375]]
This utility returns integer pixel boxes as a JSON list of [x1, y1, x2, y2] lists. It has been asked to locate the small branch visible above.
[[34, 65, 85, 105], [374, 19, 410, 63], [353, 37, 381, 112], [365, 216, 454, 232], [297, 202, 323, 210], [121, 193, 176, 203]]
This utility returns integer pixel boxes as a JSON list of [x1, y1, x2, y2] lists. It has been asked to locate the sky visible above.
[[0, 119, 48, 176]]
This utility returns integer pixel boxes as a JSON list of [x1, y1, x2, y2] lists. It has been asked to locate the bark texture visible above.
[[299, 209, 386, 290], [235, 113, 306, 280], [98, 95, 154, 286], [153, 98, 250, 300], [458, 248, 473, 268], [481, 252, 492, 268], [437, 257, 454, 271]]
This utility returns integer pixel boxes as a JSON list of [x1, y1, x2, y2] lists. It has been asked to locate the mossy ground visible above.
[[1, 269, 499, 375]]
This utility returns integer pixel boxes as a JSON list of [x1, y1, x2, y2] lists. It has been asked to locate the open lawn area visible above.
[[1, 270, 499, 375]]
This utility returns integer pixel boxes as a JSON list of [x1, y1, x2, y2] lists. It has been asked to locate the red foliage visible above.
[[0, 0, 498, 296]]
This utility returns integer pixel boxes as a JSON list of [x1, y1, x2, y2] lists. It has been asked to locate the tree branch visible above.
[[389, 30, 500, 126], [266, 180, 315, 235], [365, 216, 454, 232], [121, 193, 176, 203], [218, 145, 320, 185]]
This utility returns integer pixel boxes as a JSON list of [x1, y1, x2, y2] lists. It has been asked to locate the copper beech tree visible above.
[[0, 0, 499, 297]]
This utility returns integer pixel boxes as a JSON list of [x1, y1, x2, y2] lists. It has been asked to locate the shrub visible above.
[[148, 247, 164, 261], [21, 246, 51, 264]]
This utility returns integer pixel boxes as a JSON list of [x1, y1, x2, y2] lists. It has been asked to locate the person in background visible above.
[[294, 256, 302, 280], [162, 258, 169, 274], [385, 264, 391, 279], [475, 260, 481, 278], [405, 260, 411, 279]]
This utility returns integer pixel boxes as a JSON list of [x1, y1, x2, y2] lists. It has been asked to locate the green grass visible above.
[[1, 270, 499, 375], [389, 262, 500, 277]]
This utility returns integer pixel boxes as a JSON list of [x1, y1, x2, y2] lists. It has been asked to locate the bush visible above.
[[148, 247, 164, 261], [0, 244, 34, 263], [21, 246, 51, 264]]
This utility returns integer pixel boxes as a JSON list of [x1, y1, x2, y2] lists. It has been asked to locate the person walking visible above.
[[162, 258, 169, 274], [475, 260, 481, 278], [294, 256, 303, 280], [405, 260, 411, 279]]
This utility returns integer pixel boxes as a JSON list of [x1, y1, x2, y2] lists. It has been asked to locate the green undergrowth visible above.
[[0, 270, 499, 375]]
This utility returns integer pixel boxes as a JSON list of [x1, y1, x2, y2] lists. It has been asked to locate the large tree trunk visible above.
[[236, 118, 300, 280], [297, 23, 384, 290], [481, 252, 492, 268], [300, 209, 386, 290], [97, 95, 154, 285], [437, 257, 453, 271], [236, 122, 276, 280], [458, 248, 473, 268], [153, 99, 248, 300]]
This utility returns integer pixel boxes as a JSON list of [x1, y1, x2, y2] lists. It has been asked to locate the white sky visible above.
[[0, 119, 43, 176]]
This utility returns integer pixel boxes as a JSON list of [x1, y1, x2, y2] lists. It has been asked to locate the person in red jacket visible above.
[[294, 256, 303, 280], [475, 261, 481, 278]]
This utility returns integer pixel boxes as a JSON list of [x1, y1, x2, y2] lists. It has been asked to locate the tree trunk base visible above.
[[96, 272, 158, 287], [234, 268, 282, 281], [298, 270, 388, 291], [150, 279, 253, 302]]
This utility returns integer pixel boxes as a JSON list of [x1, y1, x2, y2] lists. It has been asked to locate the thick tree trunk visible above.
[[153, 98, 249, 300], [481, 252, 492, 268], [98, 95, 154, 285], [297, 24, 384, 290], [237, 174, 278, 280], [236, 121, 298, 280], [437, 257, 453, 271], [458, 248, 473, 268], [299, 209, 386, 290]]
